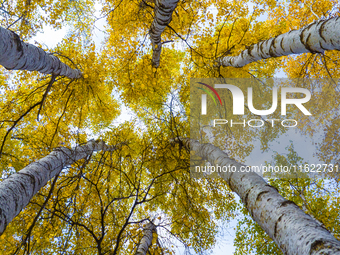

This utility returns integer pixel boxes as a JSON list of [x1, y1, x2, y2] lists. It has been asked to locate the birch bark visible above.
[[183, 138, 340, 255], [135, 222, 157, 255], [149, 0, 178, 67], [0, 27, 82, 78], [217, 17, 340, 68], [0, 140, 118, 234]]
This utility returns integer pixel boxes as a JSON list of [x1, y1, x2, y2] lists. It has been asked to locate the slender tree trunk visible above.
[[0, 140, 118, 234], [0, 26, 82, 78], [217, 16, 340, 68], [182, 138, 340, 255], [135, 222, 156, 255], [149, 0, 178, 67]]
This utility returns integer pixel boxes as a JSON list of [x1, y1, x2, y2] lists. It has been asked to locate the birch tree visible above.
[[135, 222, 157, 255], [234, 145, 340, 254], [0, 122, 235, 254], [0, 27, 82, 78], [149, 0, 179, 67], [180, 138, 340, 255], [0, 140, 118, 234], [216, 17, 340, 68]]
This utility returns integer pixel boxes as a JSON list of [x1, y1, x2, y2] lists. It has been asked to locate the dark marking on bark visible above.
[[19, 58, 28, 70], [318, 40, 325, 51], [319, 20, 327, 42], [300, 28, 310, 52], [280, 37, 284, 53], [17, 172, 36, 195], [229, 168, 235, 178], [11, 31, 23, 53], [7, 185, 19, 213], [274, 214, 283, 238], [243, 185, 257, 209], [244, 189, 250, 208], [330, 38, 336, 47], [280, 200, 297, 208], [301, 27, 323, 54], [259, 41, 265, 58], [247, 47, 253, 58], [18, 181, 27, 196], [228, 171, 235, 191], [256, 190, 269, 203], [309, 240, 326, 254], [269, 37, 278, 57], [304, 21, 316, 32], [306, 34, 317, 53]]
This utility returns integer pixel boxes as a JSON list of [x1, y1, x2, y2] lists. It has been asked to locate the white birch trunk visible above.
[[0, 140, 118, 234], [217, 17, 340, 68], [0, 27, 82, 78], [149, 0, 178, 67], [135, 222, 156, 255], [184, 139, 340, 255]]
